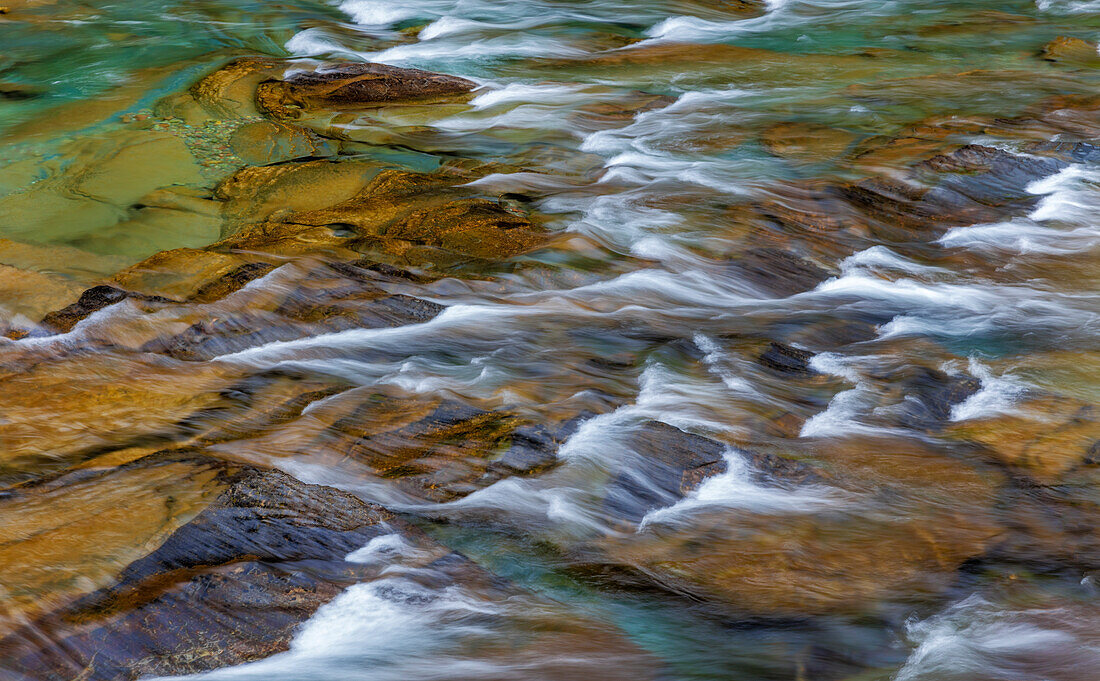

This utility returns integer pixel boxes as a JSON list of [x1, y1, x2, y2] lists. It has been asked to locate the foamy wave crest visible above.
[[897, 593, 1100, 681], [639, 448, 839, 529], [949, 358, 1029, 422]]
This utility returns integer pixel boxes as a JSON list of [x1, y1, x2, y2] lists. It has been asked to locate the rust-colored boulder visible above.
[[256, 62, 477, 119]]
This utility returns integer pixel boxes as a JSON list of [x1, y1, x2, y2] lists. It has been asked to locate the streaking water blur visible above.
[[1, 0, 1099, 679]]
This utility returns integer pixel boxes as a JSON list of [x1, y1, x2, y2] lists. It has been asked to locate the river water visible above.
[[0, 0, 1099, 679]]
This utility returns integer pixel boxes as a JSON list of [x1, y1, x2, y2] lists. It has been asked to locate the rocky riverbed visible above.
[[0, 1, 1098, 679]]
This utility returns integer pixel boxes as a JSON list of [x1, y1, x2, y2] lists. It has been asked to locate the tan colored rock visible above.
[[593, 436, 1002, 616], [0, 263, 83, 323], [71, 207, 223, 261], [71, 132, 205, 205], [0, 238, 129, 280], [188, 56, 286, 118], [0, 456, 227, 636], [215, 159, 383, 226], [946, 394, 1099, 484], [760, 121, 857, 162], [0, 355, 228, 472], [286, 169, 548, 261], [0, 130, 206, 245], [109, 248, 249, 299], [228, 119, 337, 165], [1040, 36, 1100, 67]]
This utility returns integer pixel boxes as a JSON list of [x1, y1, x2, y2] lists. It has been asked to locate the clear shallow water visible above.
[[0, 0, 1099, 679]]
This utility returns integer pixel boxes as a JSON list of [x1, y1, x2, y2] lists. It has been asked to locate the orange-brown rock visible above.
[[280, 169, 549, 264], [760, 121, 858, 162], [1039, 36, 1100, 67], [188, 56, 285, 118], [0, 263, 84, 325], [215, 159, 384, 227], [578, 433, 1002, 617], [946, 394, 1099, 484], [313, 395, 575, 501], [0, 452, 408, 678], [0, 454, 228, 636], [0, 354, 229, 476], [0, 450, 656, 680], [227, 119, 337, 165]]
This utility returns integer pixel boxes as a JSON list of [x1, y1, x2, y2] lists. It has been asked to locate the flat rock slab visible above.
[[0, 452, 436, 680]]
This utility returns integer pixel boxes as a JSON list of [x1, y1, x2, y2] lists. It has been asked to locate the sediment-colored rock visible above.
[[760, 121, 858, 162], [228, 119, 337, 165], [188, 56, 286, 119], [1040, 36, 1100, 67], [0, 264, 84, 325], [0, 454, 229, 636], [946, 394, 1099, 484], [319, 396, 575, 501], [575, 429, 1002, 617]]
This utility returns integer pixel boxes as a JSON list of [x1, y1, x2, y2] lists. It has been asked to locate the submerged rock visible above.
[[138, 260, 445, 361], [1040, 36, 1100, 67], [227, 119, 337, 165], [946, 394, 1098, 484], [727, 247, 832, 296], [228, 167, 549, 266], [840, 145, 1065, 236], [0, 264, 84, 327], [758, 341, 816, 376], [601, 420, 730, 524], [760, 121, 858, 162], [323, 397, 576, 501], [574, 425, 1002, 618]]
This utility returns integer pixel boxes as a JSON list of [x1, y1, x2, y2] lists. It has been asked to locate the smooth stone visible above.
[[228, 120, 337, 165], [187, 56, 286, 119], [760, 121, 858, 162], [320, 397, 575, 502], [215, 159, 383, 227], [727, 248, 832, 296], [0, 264, 84, 327], [946, 394, 1099, 484], [589, 436, 1002, 617], [0, 238, 130, 280], [0, 455, 228, 637], [0, 453, 411, 679], [0, 354, 227, 475], [1040, 36, 1100, 67]]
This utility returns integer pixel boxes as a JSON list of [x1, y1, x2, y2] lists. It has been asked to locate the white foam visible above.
[[469, 82, 587, 110], [365, 34, 586, 65], [693, 333, 758, 394], [157, 577, 497, 680], [638, 448, 838, 529], [941, 164, 1100, 254], [800, 384, 880, 437], [840, 246, 946, 276], [286, 29, 352, 58], [338, 0, 421, 26], [808, 351, 862, 383], [896, 593, 1100, 681], [938, 220, 1100, 254], [949, 358, 1028, 422]]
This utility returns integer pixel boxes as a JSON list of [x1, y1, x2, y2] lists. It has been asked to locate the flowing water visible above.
[[0, 0, 1099, 679]]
